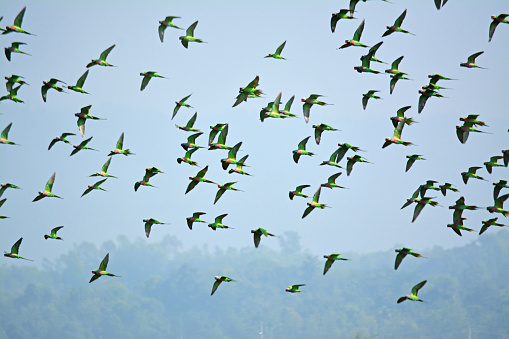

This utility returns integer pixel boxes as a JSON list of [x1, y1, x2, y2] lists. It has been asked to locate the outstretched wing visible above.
[[11, 237, 23, 254], [45, 172, 56, 192], [412, 280, 427, 295], [98, 253, 109, 271], [186, 21, 198, 37], [140, 75, 151, 91], [323, 258, 334, 275], [100, 44, 115, 61], [14, 7, 26, 28], [394, 252, 406, 270], [353, 19, 365, 41], [394, 9, 407, 27], [76, 70, 89, 88], [275, 41, 286, 55], [211, 280, 222, 295]]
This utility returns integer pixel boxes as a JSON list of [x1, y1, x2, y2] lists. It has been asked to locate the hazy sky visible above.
[[1, 0, 507, 265]]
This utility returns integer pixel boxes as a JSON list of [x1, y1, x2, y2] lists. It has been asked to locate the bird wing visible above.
[[99, 44, 115, 61], [45, 172, 56, 192], [215, 213, 228, 223], [51, 226, 64, 236], [217, 124, 229, 144], [397, 296, 407, 304], [81, 187, 93, 197], [140, 75, 151, 91], [98, 253, 109, 271], [412, 203, 425, 222], [323, 258, 334, 275], [412, 280, 427, 295], [313, 186, 321, 203], [302, 206, 314, 219], [467, 51, 483, 63], [245, 76, 259, 90], [253, 230, 261, 248], [196, 165, 209, 179], [298, 136, 310, 150], [186, 112, 198, 128], [211, 280, 222, 295], [331, 14, 339, 33], [11, 237, 22, 254], [394, 252, 406, 270], [232, 92, 248, 107], [418, 94, 429, 113], [187, 132, 203, 144], [89, 274, 101, 283], [158, 24, 166, 42], [275, 41, 286, 55], [101, 157, 112, 172], [406, 157, 416, 172], [185, 147, 198, 159], [390, 76, 399, 95], [394, 9, 407, 27], [186, 21, 198, 37], [293, 152, 301, 164], [362, 95, 369, 110], [228, 142, 242, 159], [145, 223, 152, 238], [76, 70, 89, 88], [284, 95, 295, 111], [302, 103, 312, 123], [353, 19, 365, 41], [214, 188, 226, 204], [116, 132, 124, 150], [14, 7, 26, 27]]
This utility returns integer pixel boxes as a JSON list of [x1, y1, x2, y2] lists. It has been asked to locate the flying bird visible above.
[[456, 122, 489, 144], [0, 183, 20, 198], [186, 166, 216, 194], [208, 214, 233, 231], [336, 143, 364, 163], [209, 124, 233, 150], [397, 280, 427, 303], [265, 41, 287, 60], [251, 228, 276, 248], [214, 182, 242, 204], [41, 78, 66, 102], [286, 284, 305, 293], [233, 76, 263, 107], [2, 7, 35, 36], [208, 123, 227, 145], [321, 172, 347, 190], [181, 132, 204, 151], [460, 51, 486, 69], [480, 218, 506, 235], [382, 120, 413, 148], [4, 42, 31, 61], [484, 156, 504, 174], [108, 132, 134, 156], [229, 155, 251, 176], [90, 157, 117, 179], [211, 276, 235, 296], [323, 254, 349, 275], [75, 105, 104, 137], [493, 180, 509, 200], [331, 9, 355, 33], [382, 9, 415, 37], [4, 237, 32, 261], [33, 172, 62, 202], [346, 155, 372, 176], [389, 73, 412, 95], [338, 19, 368, 49], [158, 16, 182, 42], [279, 95, 297, 117], [86, 44, 116, 68], [5, 74, 29, 92], [0, 84, 24, 103], [67, 70, 90, 94], [81, 179, 107, 197], [405, 154, 425, 172], [140, 71, 167, 91], [179, 21, 206, 48], [0, 123, 18, 145], [320, 148, 344, 168], [134, 171, 157, 192], [394, 248, 425, 270], [354, 47, 380, 74], [221, 142, 244, 170], [489, 14, 508, 42], [70, 137, 97, 156], [176, 112, 200, 132], [143, 218, 167, 238], [362, 90, 381, 110], [439, 183, 458, 196], [461, 166, 487, 184], [411, 197, 439, 222], [301, 95, 330, 123], [186, 212, 206, 230], [313, 123, 338, 144], [360, 41, 385, 64], [486, 194, 509, 217], [177, 148, 200, 166], [89, 253, 120, 283], [293, 136, 314, 163], [302, 186, 329, 219], [44, 226, 64, 240], [418, 89, 445, 114]]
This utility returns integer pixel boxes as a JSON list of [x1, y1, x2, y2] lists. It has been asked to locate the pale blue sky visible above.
[[1, 0, 508, 264]]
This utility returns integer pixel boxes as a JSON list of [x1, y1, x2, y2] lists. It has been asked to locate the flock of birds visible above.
[[1, 1, 508, 302]]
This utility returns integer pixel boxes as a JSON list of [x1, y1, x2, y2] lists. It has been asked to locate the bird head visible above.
[[265, 53, 273, 58], [177, 158, 182, 164], [460, 62, 467, 67], [292, 150, 297, 154], [228, 169, 234, 174], [44, 234, 49, 239], [91, 270, 97, 274], [139, 73, 144, 76], [492, 15, 496, 20], [179, 36, 184, 40], [418, 90, 424, 94], [142, 219, 148, 223], [386, 26, 390, 30], [487, 206, 497, 213], [301, 98, 306, 102]]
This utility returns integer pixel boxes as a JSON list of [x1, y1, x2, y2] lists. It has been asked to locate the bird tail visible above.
[[123, 149, 134, 156]]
